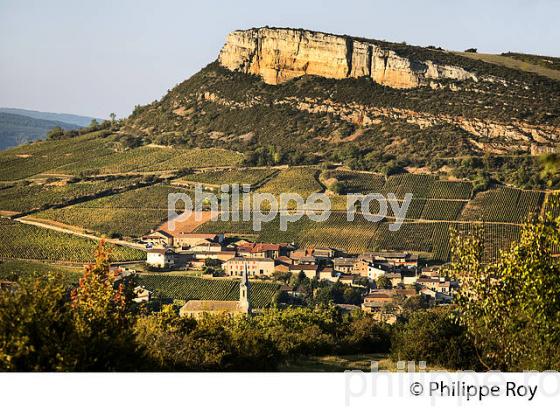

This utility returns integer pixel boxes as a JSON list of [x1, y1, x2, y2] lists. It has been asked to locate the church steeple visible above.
[[239, 263, 251, 314]]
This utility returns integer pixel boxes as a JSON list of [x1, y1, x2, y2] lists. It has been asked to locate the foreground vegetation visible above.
[[1, 212, 559, 371]]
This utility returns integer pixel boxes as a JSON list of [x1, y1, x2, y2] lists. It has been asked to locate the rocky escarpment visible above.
[[218, 27, 477, 88], [198, 91, 560, 155]]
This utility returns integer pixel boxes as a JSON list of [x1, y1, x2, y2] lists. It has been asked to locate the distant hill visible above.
[[0, 112, 81, 150], [0, 108, 102, 127]]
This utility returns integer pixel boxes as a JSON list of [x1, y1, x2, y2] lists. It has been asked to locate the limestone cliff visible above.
[[218, 27, 477, 88]]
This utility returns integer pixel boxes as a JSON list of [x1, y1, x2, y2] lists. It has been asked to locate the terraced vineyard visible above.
[[137, 275, 281, 308], [77, 183, 193, 209], [460, 188, 544, 223], [420, 200, 466, 221], [431, 222, 522, 263], [141, 148, 244, 171], [0, 176, 144, 213], [55, 145, 175, 175], [0, 131, 115, 180], [543, 193, 560, 219], [34, 184, 196, 237], [0, 219, 145, 262], [381, 174, 438, 198], [36, 207, 169, 238], [257, 167, 323, 197], [0, 259, 82, 284], [321, 170, 385, 194], [175, 168, 276, 187], [427, 180, 473, 200]]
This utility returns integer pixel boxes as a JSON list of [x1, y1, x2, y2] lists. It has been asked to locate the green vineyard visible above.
[[176, 168, 277, 187], [0, 131, 116, 180], [257, 167, 323, 197], [420, 200, 466, 221], [137, 275, 281, 308], [0, 219, 145, 262], [0, 259, 82, 284], [0, 177, 144, 213], [321, 170, 386, 194], [460, 188, 544, 223]]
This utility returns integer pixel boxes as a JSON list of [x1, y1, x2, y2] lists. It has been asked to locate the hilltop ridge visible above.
[[218, 27, 476, 88]]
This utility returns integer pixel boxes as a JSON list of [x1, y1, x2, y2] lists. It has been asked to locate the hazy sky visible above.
[[1, 0, 559, 118]]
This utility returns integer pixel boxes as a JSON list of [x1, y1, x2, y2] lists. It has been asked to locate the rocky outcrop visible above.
[[218, 27, 477, 88], [197, 91, 560, 154]]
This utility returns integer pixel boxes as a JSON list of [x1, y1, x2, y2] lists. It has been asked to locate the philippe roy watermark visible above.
[[345, 361, 560, 406], [167, 184, 413, 231]]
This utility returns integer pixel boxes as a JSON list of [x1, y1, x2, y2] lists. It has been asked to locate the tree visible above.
[[109, 113, 116, 123], [70, 241, 137, 370], [0, 274, 74, 371], [342, 315, 391, 354], [376, 276, 392, 289], [448, 213, 560, 371], [391, 307, 479, 370], [46, 126, 64, 140]]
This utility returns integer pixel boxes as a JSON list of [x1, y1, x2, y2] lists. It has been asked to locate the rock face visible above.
[[218, 27, 477, 88]]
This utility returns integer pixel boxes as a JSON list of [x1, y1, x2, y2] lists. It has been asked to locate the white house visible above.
[[146, 248, 175, 268], [367, 263, 391, 281]]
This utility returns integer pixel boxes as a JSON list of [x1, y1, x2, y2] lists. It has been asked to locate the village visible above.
[[137, 228, 458, 322]]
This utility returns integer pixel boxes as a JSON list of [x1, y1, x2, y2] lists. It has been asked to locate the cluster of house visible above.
[[141, 229, 458, 318]]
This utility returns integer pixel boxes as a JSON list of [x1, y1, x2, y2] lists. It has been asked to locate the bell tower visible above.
[[239, 263, 252, 314]]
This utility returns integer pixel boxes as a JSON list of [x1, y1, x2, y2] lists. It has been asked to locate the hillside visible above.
[[1, 27, 559, 268], [0, 112, 83, 150], [124, 27, 560, 189]]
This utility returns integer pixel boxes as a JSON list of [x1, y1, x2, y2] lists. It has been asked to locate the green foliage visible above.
[[391, 307, 480, 370], [0, 243, 138, 371], [376, 276, 392, 290], [448, 214, 560, 370], [321, 170, 385, 194], [0, 273, 75, 370]]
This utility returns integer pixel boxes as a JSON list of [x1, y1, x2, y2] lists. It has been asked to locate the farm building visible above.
[[223, 257, 275, 276], [146, 248, 175, 268]]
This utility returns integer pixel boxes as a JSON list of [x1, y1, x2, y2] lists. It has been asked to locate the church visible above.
[[179, 267, 252, 319]]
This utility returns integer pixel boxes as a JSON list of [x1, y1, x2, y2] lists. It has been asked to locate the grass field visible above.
[[0, 219, 145, 262], [455, 51, 560, 81], [280, 353, 448, 372]]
